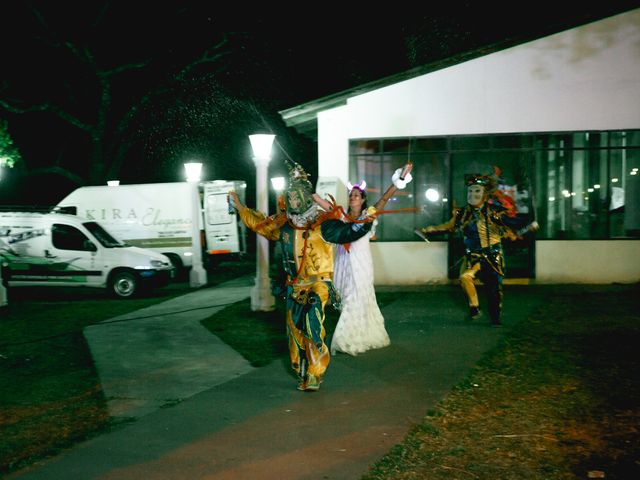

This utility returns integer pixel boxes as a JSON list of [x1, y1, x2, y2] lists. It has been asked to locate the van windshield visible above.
[[83, 222, 125, 248]]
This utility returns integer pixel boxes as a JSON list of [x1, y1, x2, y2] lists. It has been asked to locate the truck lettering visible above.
[[141, 209, 190, 229], [142, 208, 156, 226]]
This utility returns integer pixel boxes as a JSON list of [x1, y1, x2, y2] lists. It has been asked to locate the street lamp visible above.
[[249, 134, 276, 311], [184, 162, 207, 288], [271, 176, 285, 192]]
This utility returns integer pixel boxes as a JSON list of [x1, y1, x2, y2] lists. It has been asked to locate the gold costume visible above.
[[238, 205, 371, 390]]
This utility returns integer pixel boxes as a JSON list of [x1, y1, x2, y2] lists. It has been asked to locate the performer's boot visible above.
[[489, 306, 502, 327], [487, 296, 502, 327], [304, 373, 321, 391], [469, 305, 481, 320], [483, 271, 503, 327], [297, 359, 308, 391]]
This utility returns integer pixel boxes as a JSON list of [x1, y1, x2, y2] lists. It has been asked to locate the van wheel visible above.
[[165, 254, 183, 270], [165, 254, 187, 281], [110, 271, 138, 298]]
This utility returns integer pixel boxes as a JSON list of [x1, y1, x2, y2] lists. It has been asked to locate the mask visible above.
[[285, 184, 314, 215], [467, 185, 485, 207]]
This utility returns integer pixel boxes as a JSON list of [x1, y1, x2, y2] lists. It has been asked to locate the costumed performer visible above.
[[228, 161, 374, 391], [313, 163, 413, 355], [418, 171, 538, 327]]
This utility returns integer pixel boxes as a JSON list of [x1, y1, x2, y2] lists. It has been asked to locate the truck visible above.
[[201, 180, 247, 265], [0, 211, 174, 298], [56, 181, 246, 271]]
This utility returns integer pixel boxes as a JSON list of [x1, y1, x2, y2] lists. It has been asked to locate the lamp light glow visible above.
[[249, 134, 276, 161], [271, 176, 285, 191], [184, 162, 203, 182], [425, 188, 440, 202]]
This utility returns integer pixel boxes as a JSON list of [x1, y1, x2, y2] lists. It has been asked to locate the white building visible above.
[[280, 9, 640, 285]]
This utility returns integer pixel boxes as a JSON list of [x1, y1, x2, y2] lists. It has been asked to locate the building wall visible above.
[[536, 241, 639, 284], [370, 240, 640, 285], [317, 9, 640, 285], [370, 242, 449, 285]]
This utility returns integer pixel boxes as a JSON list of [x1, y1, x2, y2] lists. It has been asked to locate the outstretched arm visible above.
[[373, 184, 398, 211], [312, 193, 333, 212], [374, 162, 413, 211], [228, 191, 280, 241], [228, 191, 246, 214], [420, 209, 459, 234], [321, 218, 373, 244]]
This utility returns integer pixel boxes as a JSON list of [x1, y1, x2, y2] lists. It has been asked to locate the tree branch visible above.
[[0, 98, 92, 133], [175, 34, 232, 81], [28, 166, 86, 186]]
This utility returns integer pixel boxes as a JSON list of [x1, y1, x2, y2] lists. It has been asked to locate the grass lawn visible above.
[[362, 284, 640, 480]]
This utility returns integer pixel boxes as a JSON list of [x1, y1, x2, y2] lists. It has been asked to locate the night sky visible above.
[[1, 1, 638, 205]]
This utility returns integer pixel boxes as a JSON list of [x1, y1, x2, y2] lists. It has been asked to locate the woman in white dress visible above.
[[314, 164, 413, 355]]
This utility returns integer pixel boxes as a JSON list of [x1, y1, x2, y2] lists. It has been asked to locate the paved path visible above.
[[8, 283, 546, 480], [82, 276, 255, 418]]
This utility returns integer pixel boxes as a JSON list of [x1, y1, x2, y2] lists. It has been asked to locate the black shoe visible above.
[[469, 306, 481, 320]]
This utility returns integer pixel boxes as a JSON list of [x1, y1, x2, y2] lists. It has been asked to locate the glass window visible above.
[[610, 131, 640, 148], [350, 140, 380, 155], [350, 129, 640, 242], [493, 134, 533, 150], [52, 224, 94, 251], [451, 136, 490, 150], [610, 146, 640, 238], [414, 137, 447, 152], [381, 139, 410, 154], [83, 222, 123, 247]]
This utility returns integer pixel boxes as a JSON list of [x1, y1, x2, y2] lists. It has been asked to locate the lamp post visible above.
[[249, 134, 276, 311], [184, 162, 208, 288]]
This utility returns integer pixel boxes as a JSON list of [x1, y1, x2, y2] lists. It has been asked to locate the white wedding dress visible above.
[[331, 222, 390, 356]]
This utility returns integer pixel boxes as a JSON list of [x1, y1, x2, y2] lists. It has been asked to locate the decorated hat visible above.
[[284, 161, 314, 215], [465, 173, 489, 186]]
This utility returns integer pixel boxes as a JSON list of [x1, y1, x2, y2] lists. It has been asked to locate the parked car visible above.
[[0, 211, 174, 298]]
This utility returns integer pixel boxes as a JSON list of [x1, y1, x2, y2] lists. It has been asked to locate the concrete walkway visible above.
[[83, 276, 255, 419], [8, 281, 546, 480]]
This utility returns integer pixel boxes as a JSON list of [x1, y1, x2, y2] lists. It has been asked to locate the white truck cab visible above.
[[0, 211, 174, 298]]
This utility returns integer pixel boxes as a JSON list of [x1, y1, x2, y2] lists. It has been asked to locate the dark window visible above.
[[52, 224, 94, 251], [381, 139, 410, 154]]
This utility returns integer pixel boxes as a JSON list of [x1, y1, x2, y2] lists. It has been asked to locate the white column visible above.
[[251, 156, 275, 311], [188, 181, 208, 288]]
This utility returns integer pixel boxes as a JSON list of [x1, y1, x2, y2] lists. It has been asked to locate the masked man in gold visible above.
[[419, 174, 537, 327], [228, 162, 373, 391]]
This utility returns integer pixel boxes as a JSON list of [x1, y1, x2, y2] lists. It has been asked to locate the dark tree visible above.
[[0, 3, 262, 190]]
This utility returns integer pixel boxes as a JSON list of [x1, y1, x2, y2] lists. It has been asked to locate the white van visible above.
[[58, 181, 246, 271], [0, 211, 174, 298]]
